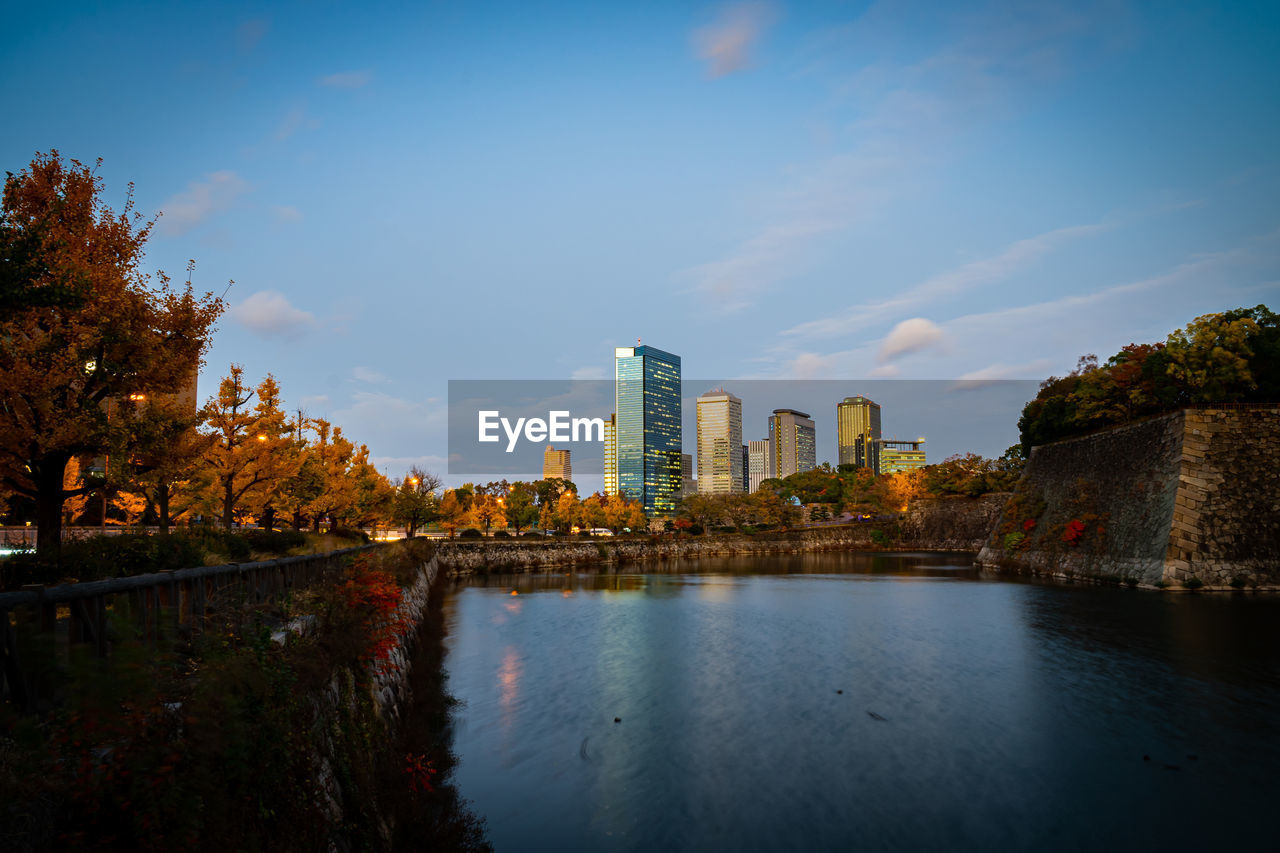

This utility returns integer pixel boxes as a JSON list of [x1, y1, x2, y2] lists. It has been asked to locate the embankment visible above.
[[435, 495, 1006, 575], [977, 406, 1280, 589]]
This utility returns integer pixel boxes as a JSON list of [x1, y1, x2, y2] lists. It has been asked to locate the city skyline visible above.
[[3, 1, 1276, 483]]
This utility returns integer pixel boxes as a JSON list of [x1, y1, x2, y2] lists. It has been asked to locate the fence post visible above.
[[1, 607, 31, 711]]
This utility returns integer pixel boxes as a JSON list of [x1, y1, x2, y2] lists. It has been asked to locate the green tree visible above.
[[392, 466, 441, 537]]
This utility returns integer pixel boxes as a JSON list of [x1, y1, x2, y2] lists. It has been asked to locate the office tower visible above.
[[543, 445, 572, 483], [837, 395, 882, 473], [603, 413, 618, 495], [742, 445, 749, 492], [879, 438, 927, 474], [768, 409, 816, 479], [747, 440, 768, 492], [696, 389, 743, 495], [681, 453, 696, 498], [615, 344, 682, 516]]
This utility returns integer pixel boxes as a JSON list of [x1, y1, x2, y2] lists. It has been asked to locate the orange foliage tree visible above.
[[0, 152, 222, 558]]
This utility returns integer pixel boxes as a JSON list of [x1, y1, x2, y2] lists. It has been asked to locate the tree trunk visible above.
[[222, 476, 235, 529], [34, 452, 71, 562], [157, 482, 171, 533], [261, 504, 276, 532], [293, 509, 304, 531]]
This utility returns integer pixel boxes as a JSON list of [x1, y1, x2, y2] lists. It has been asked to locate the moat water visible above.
[[441, 552, 1280, 851]]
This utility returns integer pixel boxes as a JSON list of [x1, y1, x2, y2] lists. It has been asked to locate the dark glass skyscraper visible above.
[[615, 344, 682, 516]]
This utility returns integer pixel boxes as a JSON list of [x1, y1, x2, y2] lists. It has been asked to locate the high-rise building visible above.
[[681, 453, 696, 498], [543, 445, 572, 482], [696, 389, 743, 495], [742, 445, 749, 492], [879, 438, 927, 474], [768, 409, 816, 479], [603, 413, 617, 495], [747, 439, 768, 492], [615, 344, 682, 516], [837, 395, 882, 473]]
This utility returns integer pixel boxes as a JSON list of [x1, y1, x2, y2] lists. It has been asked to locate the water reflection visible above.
[[441, 554, 1280, 852]]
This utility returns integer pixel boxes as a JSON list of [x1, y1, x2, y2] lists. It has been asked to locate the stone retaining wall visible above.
[[977, 407, 1280, 588]]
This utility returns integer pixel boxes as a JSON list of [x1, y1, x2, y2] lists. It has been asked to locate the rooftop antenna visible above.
[[637, 337, 642, 345]]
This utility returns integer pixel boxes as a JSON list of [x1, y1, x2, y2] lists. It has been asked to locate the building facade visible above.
[[837, 395, 882, 473], [543, 445, 572, 483], [747, 439, 768, 492], [603, 413, 617, 495], [681, 453, 696, 498], [615, 344, 682, 516], [696, 389, 744, 495], [768, 409, 816, 480], [879, 438, 927, 474]]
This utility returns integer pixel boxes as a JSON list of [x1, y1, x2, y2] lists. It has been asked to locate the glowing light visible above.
[[510, 590, 519, 596], [257, 434, 268, 442], [128, 393, 146, 401]]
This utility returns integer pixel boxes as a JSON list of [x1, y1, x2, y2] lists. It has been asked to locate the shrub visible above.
[[1184, 576, 1204, 590], [458, 529, 483, 539], [687, 524, 704, 536], [521, 531, 543, 538], [870, 528, 890, 546], [492, 530, 510, 539], [1125, 577, 1139, 588], [1230, 574, 1249, 589], [2, 533, 207, 588], [1003, 531, 1026, 551], [329, 526, 370, 543], [243, 529, 307, 554]]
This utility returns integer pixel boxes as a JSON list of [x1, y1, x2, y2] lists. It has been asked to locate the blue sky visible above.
[[4, 0, 1278, 487]]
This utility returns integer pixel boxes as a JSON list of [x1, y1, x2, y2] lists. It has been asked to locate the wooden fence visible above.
[[0, 545, 379, 713]]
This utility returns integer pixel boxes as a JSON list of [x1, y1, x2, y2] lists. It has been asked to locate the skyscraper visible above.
[[696, 389, 743, 495], [603, 413, 618, 495], [681, 453, 696, 498], [543, 445, 572, 483], [879, 438, 927, 474], [615, 344, 682, 516], [747, 439, 768, 492], [837, 395, 882, 472], [768, 409, 816, 479]]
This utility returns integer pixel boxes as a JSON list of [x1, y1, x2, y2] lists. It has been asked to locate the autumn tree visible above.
[[0, 152, 222, 558], [437, 490, 467, 538], [199, 367, 298, 529], [504, 482, 538, 534], [392, 466, 441, 537], [302, 418, 356, 532]]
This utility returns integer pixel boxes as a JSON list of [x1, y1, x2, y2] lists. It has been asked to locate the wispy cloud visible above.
[[783, 223, 1104, 340], [157, 171, 250, 236], [274, 104, 320, 142], [571, 366, 606, 380], [694, 2, 778, 78], [232, 290, 316, 338], [681, 219, 839, 312], [349, 366, 392, 385], [237, 18, 269, 51], [272, 205, 302, 223], [683, 1, 1123, 313], [318, 69, 373, 89]]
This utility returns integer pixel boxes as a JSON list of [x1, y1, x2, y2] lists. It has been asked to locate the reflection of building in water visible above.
[[878, 438, 926, 474]]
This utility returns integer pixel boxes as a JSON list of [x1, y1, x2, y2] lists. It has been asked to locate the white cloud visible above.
[[694, 2, 778, 78], [879, 318, 944, 362], [231, 290, 316, 338], [157, 171, 250, 235], [318, 69, 373, 89], [571, 366, 606, 380], [299, 394, 330, 408], [272, 205, 302, 222]]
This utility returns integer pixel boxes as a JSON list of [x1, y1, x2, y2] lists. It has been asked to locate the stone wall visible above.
[[435, 500, 1002, 576], [977, 407, 1280, 588]]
